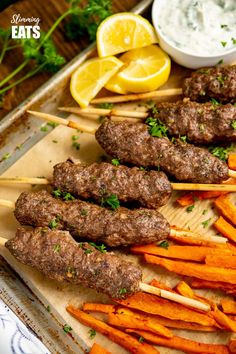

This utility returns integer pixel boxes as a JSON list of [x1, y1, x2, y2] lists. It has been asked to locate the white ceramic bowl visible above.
[[152, 0, 236, 69]]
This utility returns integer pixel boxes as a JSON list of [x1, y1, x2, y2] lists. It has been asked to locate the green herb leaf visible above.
[[63, 324, 72, 334], [111, 158, 120, 166], [119, 288, 127, 295], [46, 305, 51, 312], [72, 142, 80, 150], [72, 135, 79, 141], [47, 121, 59, 128], [101, 194, 120, 210], [221, 41, 227, 47], [186, 205, 195, 213], [139, 336, 144, 343], [97, 102, 114, 109], [211, 98, 220, 105], [202, 218, 212, 228], [88, 328, 96, 339], [208, 144, 234, 162], [217, 59, 224, 65], [53, 244, 61, 253], [40, 125, 48, 132], [146, 117, 168, 138], [89, 242, 107, 253], [48, 215, 61, 229], [158, 240, 169, 249], [231, 121, 236, 130], [232, 38, 236, 45], [1, 152, 11, 161], [179, 135, 187, 143], [202, 209, 208, 215], [220, 24, 228, 28]]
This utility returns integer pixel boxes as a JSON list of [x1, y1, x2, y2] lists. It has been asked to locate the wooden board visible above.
[[0, 0, 140, 118]]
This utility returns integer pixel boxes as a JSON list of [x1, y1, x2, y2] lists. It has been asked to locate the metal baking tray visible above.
[[0, 0, 153, 175]]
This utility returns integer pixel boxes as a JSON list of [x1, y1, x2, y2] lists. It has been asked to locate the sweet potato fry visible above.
[[214, 216, 236, 243], [66, 305, 159, 354], [150, 279, 175, 293], [175, 281, 213, 307], [131, 244, 234, 262], [229, 334, 236, 353], [126, 329, 229, 354], [83, 303, 115, 314], [215, 194, 236, 226], [228, 154, 236, 170], [211, 305, 236, 332], [144, 254, 236, 284], [107, 312, 173, 338], [115, 292, 216, 326], [205, 254, 236, 269], [168, 233, 228, 248], [90, 343, 111, 354], [221, 299, 236, 315], [191, 279, 236, 296]]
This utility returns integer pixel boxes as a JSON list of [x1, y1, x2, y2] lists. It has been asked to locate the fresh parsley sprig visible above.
[[146, 117, 168, 138]]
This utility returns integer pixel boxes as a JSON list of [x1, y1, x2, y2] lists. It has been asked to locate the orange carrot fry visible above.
[[115, 292, 215, 327], [144, 254, 236, 284], [211, 305, 236, 333], [205, 254, 236, 269], [107, 312, 173, 338], [228, 154, 236, 170], [150, 279, 175, 293], [131, 244, 234, 262], [176, 193, 196, 206], [90, 343, 111, 354], [221, 299, 236, 315], [191, 279, 236, 296], [83, 303, 115, 314], [176, 191, 226, 207], [215, 195, 236, 226], [66, 305, 159, 354], [126, 329, 229, 354], [214, 216, 236, 243]]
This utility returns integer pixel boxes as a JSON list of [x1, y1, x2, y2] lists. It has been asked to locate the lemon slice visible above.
[[105, 73, 129, 95], [108, 45, 171, 93], [97, 13, 158, 58], [70, 56, 123, 107]]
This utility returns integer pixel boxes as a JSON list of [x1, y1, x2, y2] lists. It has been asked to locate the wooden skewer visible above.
[[91, 88, 183, 104], [0, 234, 210, 311], [59, 107, 147, 119], [1, 177, 236, 192], [27, 110, 236, 182], [0, 198, 228, 245]]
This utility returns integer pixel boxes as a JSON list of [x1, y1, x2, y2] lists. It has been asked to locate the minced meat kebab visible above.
[[6, 227, 142, 299], [95, 119, 228, 184], [14, 190, 170, 247]]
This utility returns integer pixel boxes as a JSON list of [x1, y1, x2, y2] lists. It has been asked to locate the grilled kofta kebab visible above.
[[182, 65, 236, 103], [95, 119, 229, 184], [14, 190, 169, 247], [147, 100, 236, 144], [53, 160, 172, 209], [5, 227, 142, 299]]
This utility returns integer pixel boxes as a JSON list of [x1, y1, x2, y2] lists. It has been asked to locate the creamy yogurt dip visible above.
[[157, 0, 236, 56]]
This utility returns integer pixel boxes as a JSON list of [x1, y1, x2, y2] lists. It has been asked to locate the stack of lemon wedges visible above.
[[70, 13, 171, 107]]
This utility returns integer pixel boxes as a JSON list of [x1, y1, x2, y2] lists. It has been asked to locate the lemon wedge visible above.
[[70, 56, 123, 107], [97, 13, 158, 58], [107, 45, 171, 93]]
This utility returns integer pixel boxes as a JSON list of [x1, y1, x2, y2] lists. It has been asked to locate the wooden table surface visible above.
[[0, 0, 141, 119]]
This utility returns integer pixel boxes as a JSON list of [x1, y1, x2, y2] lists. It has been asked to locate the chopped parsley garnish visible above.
[[216, 75, 226, 86], [208, 145, 234, 162], [186, 205, 195, 213], [197, 69, 210, 74], [1, 152, 11, 161], [52, 189, 75, 201], [202, 209, 208, 215], [40, 125, 48, 132], [111, 158, 120, 166], [210, 98, 220, 105], [202, 218, 212, 228], [72, 141, 80, 150], [46, 305, 51, 312], [232, 38, 236, 45], [47, 121, 58, 128], [97, 102, 114, 109], [220, 24, 228, 28], [52, 140, 58, 143], [81, 209, 88, 216], [139, 336, 144, 343], [89, 242, 107, 253], [145, 99, 159, 114], [88, 329, 96, 339], [101, 194, 120, 210], [53, 244, 61, 253], [158, 240, 169, 249], [146, 117, 168, 138], [217, 59, 224, 65], [63, 324, 72, 334], [72, 135, 79, 141], [179, 135, 187, 143], [48, 215, 61, 229], [221, 41, 227, 47], [139, 166, 147, 171], [119, 288, 127, 295], [79, 243, 93, 254], [231, 120, 236, 130]]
